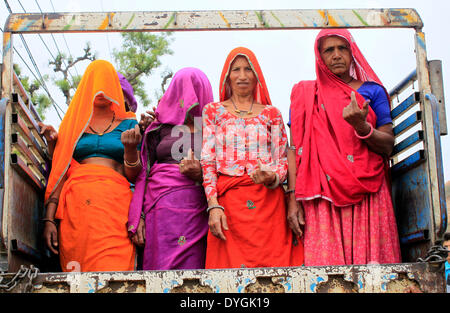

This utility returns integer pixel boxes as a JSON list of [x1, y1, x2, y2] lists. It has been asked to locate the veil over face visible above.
[[45, 59, 136, 201]]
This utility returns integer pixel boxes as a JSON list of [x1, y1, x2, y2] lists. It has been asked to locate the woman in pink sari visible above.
[[287, 29, 401, 266]]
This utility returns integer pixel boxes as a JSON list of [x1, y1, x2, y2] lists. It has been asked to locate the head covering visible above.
[[141, 67, 213, 167], [117, 72, 138, 112], [290, 29, 388, 207], [45, 59, 136, 201], [219, 47, 272, 105], [127, 68, 213, 231]]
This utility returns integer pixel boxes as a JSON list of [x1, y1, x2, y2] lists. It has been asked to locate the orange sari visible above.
[[57, 161, 135, 272], [206, 175, 303, 269], [45, 60, 136, 272]]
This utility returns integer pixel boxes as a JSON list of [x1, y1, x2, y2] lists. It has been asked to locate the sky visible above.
[[0, 0, 449, 181]]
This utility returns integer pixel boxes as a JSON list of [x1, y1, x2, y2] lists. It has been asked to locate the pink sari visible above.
[[290, 29, 401, 265]]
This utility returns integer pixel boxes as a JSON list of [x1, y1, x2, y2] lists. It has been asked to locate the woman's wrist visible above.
[[265, 173, 280, 189]]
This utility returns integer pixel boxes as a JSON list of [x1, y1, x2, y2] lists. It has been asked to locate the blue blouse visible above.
[[73, 119, 140, 163], [288, 81, 392, 128]]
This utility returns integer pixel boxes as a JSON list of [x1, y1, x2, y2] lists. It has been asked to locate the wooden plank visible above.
[[10, 153, 45, 191], [11, 95, 46, 148], [11, 113, 48, 161], [4, 9, 423, 34], [11, 133, 47, 178]]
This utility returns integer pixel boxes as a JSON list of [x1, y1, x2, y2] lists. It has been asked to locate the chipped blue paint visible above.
[[338, 15, 350, 27], [87, 282, 95, 293], [19, 20, 37, 32], [3, 40, 11, 55], [310, 276, 325, 292], [163, 287, 170, 293], [416, 35, 426, 50]]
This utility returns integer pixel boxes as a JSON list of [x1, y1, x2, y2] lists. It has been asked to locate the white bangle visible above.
[[265, 174, 280, 189], [206, 205, 225, 213]]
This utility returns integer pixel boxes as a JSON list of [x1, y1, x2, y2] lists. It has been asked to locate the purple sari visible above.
[[128, 68, 213, 270]]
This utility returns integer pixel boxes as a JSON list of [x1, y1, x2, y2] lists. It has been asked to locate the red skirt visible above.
[[302, 178, 401, 266], [205, 174, 304, 269]]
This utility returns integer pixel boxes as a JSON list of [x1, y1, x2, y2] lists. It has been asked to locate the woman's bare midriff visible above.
[[80, 157, 125, 176]]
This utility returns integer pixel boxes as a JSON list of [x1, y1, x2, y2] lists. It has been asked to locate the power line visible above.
[[30, 0, 77, 81], [48, 0, 80, 77], [3, 0, 64, 120]]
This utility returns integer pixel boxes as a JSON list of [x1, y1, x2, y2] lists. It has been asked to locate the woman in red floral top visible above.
[[201, 47, 304, 269]]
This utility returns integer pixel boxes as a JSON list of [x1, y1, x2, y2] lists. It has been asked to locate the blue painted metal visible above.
[[393, 111, 421, 136], [426, 93, 447, 236], [391, 150, 425, 175], [391, 92, 420, 120], [392, 162, 431, 256], [389, 69, 417, 98], [392, 130, 423, 156]]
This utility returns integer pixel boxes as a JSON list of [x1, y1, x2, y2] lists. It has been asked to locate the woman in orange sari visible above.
[[201, 47, 304, 268], [42, 60, 142, 272]]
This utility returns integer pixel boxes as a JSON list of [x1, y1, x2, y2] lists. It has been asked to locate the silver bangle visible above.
[[265, 174, 280, 189], [206, 205, 225, 213]]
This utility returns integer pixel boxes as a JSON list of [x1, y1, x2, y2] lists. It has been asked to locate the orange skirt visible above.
[[56, 162, 135, 272], [205, 174, 304, 269]]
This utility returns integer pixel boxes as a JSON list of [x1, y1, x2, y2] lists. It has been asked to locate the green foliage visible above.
[[114, 32, 173, 107], [13, 64, 52, 118], [49, 42, 96, 106]]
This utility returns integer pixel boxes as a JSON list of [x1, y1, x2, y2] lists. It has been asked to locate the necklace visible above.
[[344, 77, 354, 84], [230, 97, 254, 115], [89, 111, 116, 136]]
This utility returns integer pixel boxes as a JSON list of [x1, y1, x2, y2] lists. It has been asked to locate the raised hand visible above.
[[121, 124, 142, 152], [179, 148, 202, 182], [38, 122, 58, 157], [138, 106, 157, 133], [342, 91, 372, 135]]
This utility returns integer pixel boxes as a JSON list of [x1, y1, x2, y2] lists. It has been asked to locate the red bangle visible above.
[[354, 124, 374, 140]]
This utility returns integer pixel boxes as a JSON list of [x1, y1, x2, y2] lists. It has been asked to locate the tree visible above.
[[49, 42, 97, 106], [113, 32, 174, 107], [13, 63, 51, 117]]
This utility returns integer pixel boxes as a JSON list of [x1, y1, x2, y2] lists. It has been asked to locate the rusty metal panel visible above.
[[0, 263, 444, 293], [3, 9, 422, 34]]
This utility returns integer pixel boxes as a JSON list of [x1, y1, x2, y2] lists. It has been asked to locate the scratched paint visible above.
[[122, 13, 136, 29], [270, 12, 285, 27], [2, 33, 11, 55], [319, 10, 339, 26], [163, 13, 175, 29], [352, 10, 369, 26], [218, 12, 230, 28], [63, 15, 76, 30]]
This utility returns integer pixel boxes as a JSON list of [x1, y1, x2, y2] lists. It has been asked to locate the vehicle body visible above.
[[0, 8, 447, 293]]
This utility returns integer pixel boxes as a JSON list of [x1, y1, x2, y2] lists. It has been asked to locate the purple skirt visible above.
[[140, 163, 208, 270]]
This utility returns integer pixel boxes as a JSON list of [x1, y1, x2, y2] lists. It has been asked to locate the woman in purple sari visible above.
[[127, 68, 213, 270]]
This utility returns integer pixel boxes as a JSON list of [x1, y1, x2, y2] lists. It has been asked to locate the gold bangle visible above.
[[124, 156, 141, 167]]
